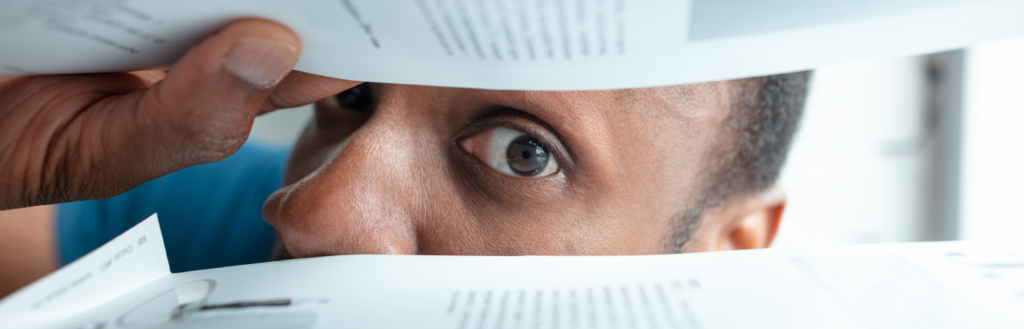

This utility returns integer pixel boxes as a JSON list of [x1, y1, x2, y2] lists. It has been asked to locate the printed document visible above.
[[1, 215, 1022, 328], [2, 0, 1024, 89]]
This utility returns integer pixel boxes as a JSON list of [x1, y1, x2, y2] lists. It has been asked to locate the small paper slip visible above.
[[1, 0, 1023, 90], [2, 214, 1022, 328]]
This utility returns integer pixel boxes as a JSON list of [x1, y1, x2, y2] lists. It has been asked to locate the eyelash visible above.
[[317, 88, 572, 184], [459, 126, 560, 178]]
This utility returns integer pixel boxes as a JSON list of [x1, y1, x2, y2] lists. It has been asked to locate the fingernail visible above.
[[224, 38, 298, 88]]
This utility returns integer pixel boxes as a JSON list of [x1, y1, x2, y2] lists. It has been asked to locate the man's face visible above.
[[262, 82, 781, 257]]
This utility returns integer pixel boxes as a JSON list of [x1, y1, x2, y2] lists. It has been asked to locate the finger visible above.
[[110, 18, 300, 163], [56, 19, 302, 199], [261, 71, 361, 114], [126, 69, 167, 84], [0, 75, 15, 86]]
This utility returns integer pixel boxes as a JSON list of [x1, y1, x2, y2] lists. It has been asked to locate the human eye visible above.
[[332, 83, 373, 112], [458, 127, 559, 178], [315, 83, 375, 130]]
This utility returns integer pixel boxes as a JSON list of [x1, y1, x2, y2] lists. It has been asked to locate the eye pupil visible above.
[[507, 135, 549, 176], [334, 83, 372, 112]]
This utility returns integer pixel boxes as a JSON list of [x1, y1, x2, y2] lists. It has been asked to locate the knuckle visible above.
[[181, 120, 248, 164]]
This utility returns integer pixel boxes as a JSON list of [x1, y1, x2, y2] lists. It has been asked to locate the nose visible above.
[[262, 117, 435, 257]]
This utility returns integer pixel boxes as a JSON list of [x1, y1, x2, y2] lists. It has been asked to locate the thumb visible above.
[[66, 19, 302, 201], [111, 19, 301, 166], [0, 19, 308, 208]]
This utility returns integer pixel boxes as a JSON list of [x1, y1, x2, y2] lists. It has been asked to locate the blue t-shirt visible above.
[[56, 143, 290, 273]]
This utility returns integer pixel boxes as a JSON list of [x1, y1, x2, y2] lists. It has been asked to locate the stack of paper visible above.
[[2, 0, 1024, 89], [1, 215, 1022, 328]]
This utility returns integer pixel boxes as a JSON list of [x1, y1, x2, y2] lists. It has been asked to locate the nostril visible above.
[[268, 234, 293, 261]]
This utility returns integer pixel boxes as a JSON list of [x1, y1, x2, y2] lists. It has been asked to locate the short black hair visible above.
[[665, 71, 812, 253]]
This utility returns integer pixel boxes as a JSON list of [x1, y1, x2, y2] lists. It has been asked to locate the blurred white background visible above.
[[778, 35, 1024, 247], [249, 35, 1024, 248], [774, 56, 933, 247], [960, 35, 1024, 244]]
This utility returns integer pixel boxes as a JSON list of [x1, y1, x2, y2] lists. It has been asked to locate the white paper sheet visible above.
[[2, 0, 1023, 90], [3, 214, 1022, 328], [0, 214, 169, 328]]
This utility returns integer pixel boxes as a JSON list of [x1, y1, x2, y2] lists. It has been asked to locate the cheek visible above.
[[443, 197, 665, 255]]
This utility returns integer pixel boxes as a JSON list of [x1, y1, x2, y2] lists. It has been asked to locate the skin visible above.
[[264, 83, 786, 257], [0, 206, 54, 298], [0, 20, 785, 298]]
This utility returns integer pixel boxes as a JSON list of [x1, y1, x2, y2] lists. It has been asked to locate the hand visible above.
[[0, 19, 359, 210]]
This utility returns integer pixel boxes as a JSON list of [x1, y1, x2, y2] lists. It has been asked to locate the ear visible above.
[[714, 186, 786, 251]]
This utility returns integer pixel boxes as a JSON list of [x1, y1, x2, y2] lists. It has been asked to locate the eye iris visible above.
[[506, 135, 549, 176], [334, 83, 372, 112]]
